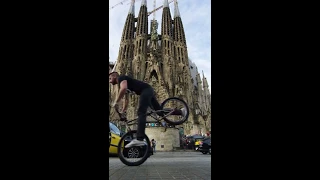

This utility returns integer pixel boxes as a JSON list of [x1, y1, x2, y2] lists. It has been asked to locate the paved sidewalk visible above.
[[109, 151, 211, 180]]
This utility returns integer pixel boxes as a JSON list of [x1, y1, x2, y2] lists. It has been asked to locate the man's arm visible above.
[[122, 93, 129, 113], [115, 80, 128, 104]]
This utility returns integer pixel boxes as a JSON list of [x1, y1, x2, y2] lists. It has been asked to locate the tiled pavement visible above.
[[109, 151, 211, 180]]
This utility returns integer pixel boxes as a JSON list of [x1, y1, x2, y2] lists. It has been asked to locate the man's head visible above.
[[109, 72, 119, 85]]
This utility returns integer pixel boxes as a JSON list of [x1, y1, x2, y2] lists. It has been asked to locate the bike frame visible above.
[[115, 107, 177, 132]]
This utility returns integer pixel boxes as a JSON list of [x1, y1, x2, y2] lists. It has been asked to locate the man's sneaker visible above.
[[125, 139, 146, 148], [180, 108, 187, 117]]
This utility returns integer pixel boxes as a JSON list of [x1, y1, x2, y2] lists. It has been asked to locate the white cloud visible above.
[[109, 0, 211, 93]]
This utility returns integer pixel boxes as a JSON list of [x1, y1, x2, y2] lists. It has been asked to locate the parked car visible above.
[[109, 122, 122, 155], [198, 137, 211, 154], [195, 138, 205, 151], [186, 135, 205, 150], [109, 122, 153, 157]]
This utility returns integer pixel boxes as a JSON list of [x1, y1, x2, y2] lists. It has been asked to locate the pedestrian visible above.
[[151, 139, 156, 153], [182, 135, 187, 150], [191, 138, 195, 150]]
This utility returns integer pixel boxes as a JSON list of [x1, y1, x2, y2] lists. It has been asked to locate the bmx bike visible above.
[[111, 97, 189, 166]]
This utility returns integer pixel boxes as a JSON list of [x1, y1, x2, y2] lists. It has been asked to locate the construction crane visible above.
[[148, 0, 174, 16], [109, 0, 141, 9], [127, 0, 141, 5], [110, 0, 130, 9], [110, 0, 174, 17]]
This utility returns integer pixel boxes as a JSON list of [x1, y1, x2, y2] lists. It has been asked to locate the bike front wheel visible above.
[[160, 97, 190, 125], [117, 130, 151, 166]]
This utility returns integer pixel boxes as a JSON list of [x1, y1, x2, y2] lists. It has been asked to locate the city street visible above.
[[109, 151, 211, 180]]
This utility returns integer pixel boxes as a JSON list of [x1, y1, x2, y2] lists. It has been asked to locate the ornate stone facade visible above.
[[109, 0, 211, 150]]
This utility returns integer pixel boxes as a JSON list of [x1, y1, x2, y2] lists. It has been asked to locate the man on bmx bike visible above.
[[109, 72, 187, 148]]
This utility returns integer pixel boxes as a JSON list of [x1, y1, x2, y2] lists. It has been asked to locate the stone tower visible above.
[[117, 0, 135, 77], [172, 0, 191, 101], [109, 0, 211, 151], [160, 0, 175, 97], [132, 0, 148, 80]]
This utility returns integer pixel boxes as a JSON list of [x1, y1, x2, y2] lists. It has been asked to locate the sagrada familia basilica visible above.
[[109, 0, 211, 151]]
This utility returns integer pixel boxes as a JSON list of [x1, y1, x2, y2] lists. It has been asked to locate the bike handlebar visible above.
[[114, 104, 121, 114], [114, 104, 127, 121]]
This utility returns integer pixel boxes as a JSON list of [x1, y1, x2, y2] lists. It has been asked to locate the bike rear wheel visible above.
[[117, 130, 151, 166], [160, 97, 189, 125]]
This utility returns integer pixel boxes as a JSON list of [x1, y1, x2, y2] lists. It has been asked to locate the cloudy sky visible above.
[[109, 0, 211, 92]]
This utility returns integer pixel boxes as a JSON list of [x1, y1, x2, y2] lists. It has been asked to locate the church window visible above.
[[136, 41, 138, 54], [140, 23, 143, 34], [145, 61, 148, 69], [123, 45, 127, 58], [119, 47, 122, 57], [149, 70, 159, 81]]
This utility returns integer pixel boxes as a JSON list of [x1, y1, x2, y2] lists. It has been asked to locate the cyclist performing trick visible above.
[[109, 72, 187, 148]]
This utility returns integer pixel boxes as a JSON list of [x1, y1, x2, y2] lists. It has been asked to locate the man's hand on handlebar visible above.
[[112, 101, 119, 108], [112, 101, 126, 120]]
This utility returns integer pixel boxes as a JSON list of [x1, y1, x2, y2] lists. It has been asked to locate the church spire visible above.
[[136, 0, 148, 36], [128, 0, 135, 15], [116, 0, 136, 75], [141, 0, 147, 6], [201, 71, 208, 88], [164, 0, 169, 7], [161, 0, 173, 37], [173, 0, 186, 45], [174, 0, 180, 18], [132, 0, 148, 80], [202, 70, 205, 81]]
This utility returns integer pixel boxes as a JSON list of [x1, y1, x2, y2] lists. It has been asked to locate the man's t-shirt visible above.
[[118, 75, 151, 95]]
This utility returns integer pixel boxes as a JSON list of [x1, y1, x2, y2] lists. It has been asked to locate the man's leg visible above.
[[150, 93, 163, 116], [136, 88, 153, 140], [150, 92, 187, 117], [150, 95, 168, 127], [125, 88, 153, 148]]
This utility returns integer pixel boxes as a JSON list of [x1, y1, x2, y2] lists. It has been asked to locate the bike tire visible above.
[[160, 97, 189, 125], [117, 130, 151, 166]]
